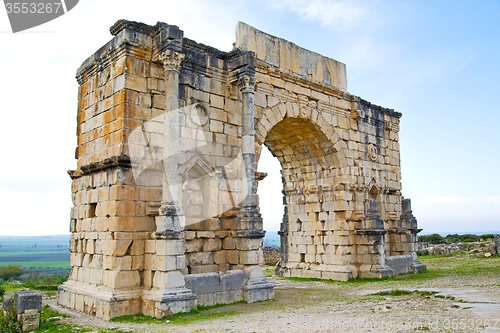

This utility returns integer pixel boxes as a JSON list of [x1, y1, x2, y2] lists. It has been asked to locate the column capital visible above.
[[238, 75, 256, 93], [160, 50, 185, 72]]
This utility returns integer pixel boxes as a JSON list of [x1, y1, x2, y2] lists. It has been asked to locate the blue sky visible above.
[[0, 0, 499, 235]]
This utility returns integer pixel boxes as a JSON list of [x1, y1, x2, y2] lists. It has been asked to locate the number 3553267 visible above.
[[5, 2, 62, 14]]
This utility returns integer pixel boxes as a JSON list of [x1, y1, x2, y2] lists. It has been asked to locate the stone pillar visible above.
[[400, 198, 426, 272], [235, 74, 273, 302], [363, 199, 384, 230], [156, 49, 186, 235], [142, 49, 197, 318], [355, 199, 393, 278], [236, 75, 262, 232]]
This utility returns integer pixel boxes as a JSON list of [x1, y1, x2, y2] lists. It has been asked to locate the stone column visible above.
[[355, 199, 393, 278], [237, 75, 262, 229], [400, 198, 426, 272], [235, 74, 273, 303], [156, 49, 185, 235], [142, 50, 196, 318], [235, 74, 263, 237]]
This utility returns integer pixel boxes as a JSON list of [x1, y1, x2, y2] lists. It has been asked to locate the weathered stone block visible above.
[[156, 255, 176, 271], [235, 238, 262, 251], [197, 231, 215, 238], [156, 239, 185, 256], [226, 250, 238, 264], [129, 240, 145, 256], [187, 252, 214, 265], [103, 255, 132, 270], [185, 272, 220, 294], [186, 239, 203, 253], [203, 238, 222, 252], [238, 250, 262, 265], [152, 271, 185, 289], [189, 265, 219, 274], [220, 270, 248, 291], [106, 271, 140, 289], [223, 237, 235, 249], [102, 239, 132, 256], [6, 291, 43, 315], [132, 255, 144, 270], [145, 240, 155, 253]]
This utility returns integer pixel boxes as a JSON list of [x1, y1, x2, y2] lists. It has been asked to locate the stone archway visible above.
[[255, 101, 348, 167], [255, 101, 357, 280], [60, 19, 425, 320]]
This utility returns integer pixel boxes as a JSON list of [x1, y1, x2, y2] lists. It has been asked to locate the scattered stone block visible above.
[[2, 291, 43, 332]]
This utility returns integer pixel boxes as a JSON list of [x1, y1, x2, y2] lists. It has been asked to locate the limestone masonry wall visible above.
[[59, 19, 424, 320]]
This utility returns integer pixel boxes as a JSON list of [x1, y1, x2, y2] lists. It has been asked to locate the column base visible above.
[[244, 279, 274, 303], [57, 281, 143, 320], [385, 254, 427, 275], [411, 260, 427, 273], [358, 264, 394, 279], [142, 287, 197, 318], [242, 266, 274, 303], [276, 265, 354, 282]]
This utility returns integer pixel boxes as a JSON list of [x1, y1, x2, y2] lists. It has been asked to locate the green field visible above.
[[0, 236, 70, 270], [0, 235, 70, 252], [0, 261, 71, 269], [0, 251, 68, 257], [0, 251, 69, 269]]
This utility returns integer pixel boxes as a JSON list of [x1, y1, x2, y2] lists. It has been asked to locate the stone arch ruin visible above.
[[58, 19, 425, 319]]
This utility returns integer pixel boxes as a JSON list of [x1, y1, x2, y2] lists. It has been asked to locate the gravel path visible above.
[[43, 256, 500, 332]]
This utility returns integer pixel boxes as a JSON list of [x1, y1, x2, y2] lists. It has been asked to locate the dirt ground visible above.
[[44, 255, 500, 332]]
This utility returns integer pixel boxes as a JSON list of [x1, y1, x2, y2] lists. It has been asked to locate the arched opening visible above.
[[256, 145, 283, 248], [256, 116, 340, 274]]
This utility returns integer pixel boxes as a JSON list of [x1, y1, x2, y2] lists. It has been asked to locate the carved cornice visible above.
[[71, 154, 132, 178], [110, 19, 154, 36], [182, 38, 227, 59], [238, 75, 256, 93], [160, 50, 185, 72], [355, 96, 402, 119]]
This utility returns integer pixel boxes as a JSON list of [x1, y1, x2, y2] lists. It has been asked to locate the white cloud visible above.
[[270, 0, 368, 31], [484, 196, 500, 205]]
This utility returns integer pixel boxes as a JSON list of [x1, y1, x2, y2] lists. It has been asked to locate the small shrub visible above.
[[375, 289, 413, 296], [22, 271, 68, 291], [418, 234, 445, 244], [444, 234, 462, 244], [0, 299, 22, 333], [418, 291, 438, 296], [0, 283, 5, 301], [460, 234, 481, 243], [481, 234, 495, 241], [0, 265, 24, 281]]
